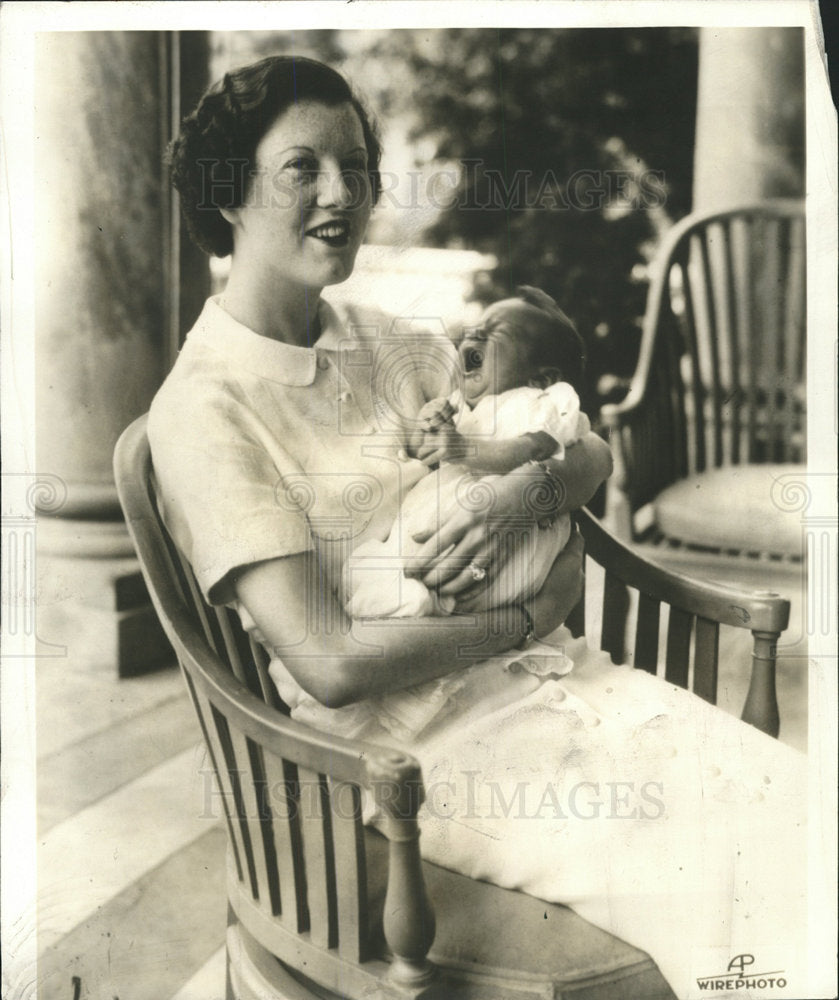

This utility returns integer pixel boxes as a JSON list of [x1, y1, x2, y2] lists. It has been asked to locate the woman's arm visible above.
[[544, 430, 613, 514], [234, 531, 584, 708], [234, 551, 530, 708]]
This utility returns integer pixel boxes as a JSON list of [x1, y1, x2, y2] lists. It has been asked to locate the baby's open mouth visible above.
[[306, 220, 351, 248], [461, 345, 484, 372]]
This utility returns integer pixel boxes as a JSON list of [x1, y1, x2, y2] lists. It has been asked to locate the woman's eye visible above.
[[285, 157, 319, 179]]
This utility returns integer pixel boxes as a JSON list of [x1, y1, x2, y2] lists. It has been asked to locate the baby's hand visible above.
[[417, 397, 457, 431], [406, 397, 458, 458], [416, 427, 471, 467]]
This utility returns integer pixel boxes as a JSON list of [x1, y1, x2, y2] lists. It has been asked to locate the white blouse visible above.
[[149, 296, 456, 604]]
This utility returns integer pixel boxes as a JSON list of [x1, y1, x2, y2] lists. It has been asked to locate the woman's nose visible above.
[[317, 161, 361, 211]]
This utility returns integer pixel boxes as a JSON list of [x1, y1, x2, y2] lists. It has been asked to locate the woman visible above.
[[150, 56, 808, 998]]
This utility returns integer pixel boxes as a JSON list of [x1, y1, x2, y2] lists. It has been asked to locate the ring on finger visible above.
[[468, 562, 487, 582]]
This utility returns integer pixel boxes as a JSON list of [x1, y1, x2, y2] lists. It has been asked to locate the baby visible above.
[[343, 285, 590, 624]]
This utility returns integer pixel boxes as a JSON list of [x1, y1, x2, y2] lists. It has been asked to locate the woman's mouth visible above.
[[305, 220, 351, 248]]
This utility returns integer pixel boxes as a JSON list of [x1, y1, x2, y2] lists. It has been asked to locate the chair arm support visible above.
[[741, 629, 781, 738], [367, 749, 437, 989]]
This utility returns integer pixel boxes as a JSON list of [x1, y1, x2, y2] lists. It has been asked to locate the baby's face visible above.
[[459, 300, 537, 404]]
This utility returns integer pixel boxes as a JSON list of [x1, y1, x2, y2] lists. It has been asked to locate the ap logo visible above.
[[727, 955, 755, 976]]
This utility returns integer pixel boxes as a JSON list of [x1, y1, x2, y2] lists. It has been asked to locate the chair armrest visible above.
[[576, 508, 791, 737], [575, 508, 790, 633]]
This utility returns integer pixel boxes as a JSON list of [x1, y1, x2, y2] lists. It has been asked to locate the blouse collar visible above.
[[188, 295, 348, 386]]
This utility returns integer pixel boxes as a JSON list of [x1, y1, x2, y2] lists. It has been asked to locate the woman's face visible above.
[[458, 300, 537, 404], [229, 100, 372, 291]]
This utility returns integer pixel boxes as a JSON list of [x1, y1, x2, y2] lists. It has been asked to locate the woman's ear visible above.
[[219, 206, 239, 226], [528, 366, 563, 390]]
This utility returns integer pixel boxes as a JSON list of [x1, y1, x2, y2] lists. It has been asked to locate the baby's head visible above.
[[459, 286, 585, 405]]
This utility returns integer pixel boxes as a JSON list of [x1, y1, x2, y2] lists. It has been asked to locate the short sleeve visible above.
[[530, 382, 590, 456], [148, 392, 313, 606]]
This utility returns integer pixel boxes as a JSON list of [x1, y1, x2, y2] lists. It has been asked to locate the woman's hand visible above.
[[453, 527, 584, 630], [407, 431, 611, 596], [407, 470, 538, 595], [528, 527, 585, 637]]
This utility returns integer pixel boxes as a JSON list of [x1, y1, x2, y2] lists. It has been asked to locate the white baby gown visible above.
[[343, 380, 591, 619]]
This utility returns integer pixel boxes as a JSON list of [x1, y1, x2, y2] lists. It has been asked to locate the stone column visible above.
[[34, 31, 208, 675], [693, 27, 805, 211]]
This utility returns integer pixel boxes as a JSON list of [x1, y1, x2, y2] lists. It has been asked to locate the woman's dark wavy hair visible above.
[[169, 56, 382, 257]]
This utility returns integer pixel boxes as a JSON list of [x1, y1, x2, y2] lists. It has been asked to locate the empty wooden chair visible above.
[[114, 414, 791, 1000], [602, 200, 806, 557]]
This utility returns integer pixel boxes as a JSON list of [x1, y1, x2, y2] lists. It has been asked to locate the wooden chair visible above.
[[601, 200, 806, 557], [114, 414, 790, 1000]]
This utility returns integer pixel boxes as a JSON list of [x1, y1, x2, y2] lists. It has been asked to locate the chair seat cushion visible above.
[[652, 464, 804, 556], [364, 830, 674, 998]]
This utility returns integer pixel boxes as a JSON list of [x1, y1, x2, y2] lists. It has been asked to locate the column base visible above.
[[36, 520, 174, 678]]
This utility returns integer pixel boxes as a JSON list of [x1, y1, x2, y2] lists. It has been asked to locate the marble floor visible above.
[[31, 548, 809, 1000]]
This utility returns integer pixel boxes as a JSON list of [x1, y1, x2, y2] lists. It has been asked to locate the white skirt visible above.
[[271, 629, 809, 999]]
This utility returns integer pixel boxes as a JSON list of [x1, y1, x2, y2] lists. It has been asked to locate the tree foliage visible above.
[[362, 28, 699, 395]]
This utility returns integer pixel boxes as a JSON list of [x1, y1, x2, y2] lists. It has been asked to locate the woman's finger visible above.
[[437, 532, 504, 596], [435, 567, 476, 595], [403, 542, 455, 579], [419, 544, 478, 586], [409, 514, 475, 570], [415, 510, 520, 582], [425, 411, 453, 432], [408, 489, 510, 574], [419, 550, 480, 589], [420, 525, 489, 587]]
